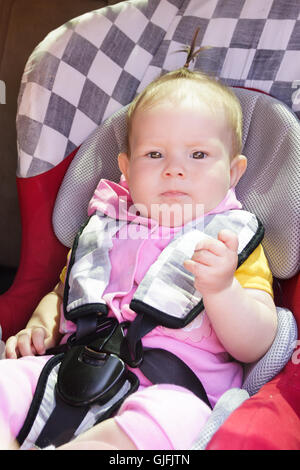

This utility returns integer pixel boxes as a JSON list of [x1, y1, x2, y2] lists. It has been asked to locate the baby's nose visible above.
[[164, 169, 185, 177], [163, 162, 185, 178]]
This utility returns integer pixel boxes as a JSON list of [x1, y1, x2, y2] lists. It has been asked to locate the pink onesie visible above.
[[0, 178, 243, 450]]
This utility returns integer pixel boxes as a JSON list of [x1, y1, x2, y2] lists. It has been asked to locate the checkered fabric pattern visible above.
[[17, 0, 300, 177]]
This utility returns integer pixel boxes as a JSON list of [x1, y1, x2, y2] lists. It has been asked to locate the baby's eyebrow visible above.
[[191, 137, 227, 150], [134, 143, 164, 151], [133, 136, 226, 152], [185, 139, 222, 151]]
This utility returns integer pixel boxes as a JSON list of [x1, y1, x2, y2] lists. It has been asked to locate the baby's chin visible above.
[[142, 202, 205, 227], [129, 203, 204, 228]]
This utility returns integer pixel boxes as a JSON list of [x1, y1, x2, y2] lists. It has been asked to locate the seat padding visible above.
[[54, 88, 300, 279]]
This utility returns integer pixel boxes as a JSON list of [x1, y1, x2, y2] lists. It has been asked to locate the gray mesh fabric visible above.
[[53, 105, 128, 247], [235, 89, 300, 279], [242, 307, 298, 396], [53, 88, 300, 279], [191, 388, 250, 450]]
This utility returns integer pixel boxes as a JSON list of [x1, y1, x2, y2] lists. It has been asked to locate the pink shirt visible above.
[[60, 177, 243, 406]]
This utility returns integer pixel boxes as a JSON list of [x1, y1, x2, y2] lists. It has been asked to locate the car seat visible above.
[[0, 0, 299, 450], [52, 86, 299, 451]]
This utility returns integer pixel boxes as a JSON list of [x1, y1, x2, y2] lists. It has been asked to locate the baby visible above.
[[3, 67, 277, 450]]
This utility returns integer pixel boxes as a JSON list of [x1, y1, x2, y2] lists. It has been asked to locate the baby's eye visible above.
[[147, 151, 162, 159], [191, 151, 207, 159]]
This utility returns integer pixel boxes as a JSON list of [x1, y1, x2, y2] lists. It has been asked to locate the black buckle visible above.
[[56, 345, 127, 406], [45, 317, 119, 356], [67, 318, 143, 367], [57, 318, 143, 407]]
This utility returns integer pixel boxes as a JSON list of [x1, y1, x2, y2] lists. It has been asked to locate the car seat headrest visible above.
[[53, 88, 300, 279]]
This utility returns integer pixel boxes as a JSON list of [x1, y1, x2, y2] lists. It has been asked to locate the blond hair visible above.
[[127, 68, 243, 158]]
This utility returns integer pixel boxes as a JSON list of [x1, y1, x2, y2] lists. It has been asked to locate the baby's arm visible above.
[[184, 230, 278, 363], [5, 282, 64, 359]]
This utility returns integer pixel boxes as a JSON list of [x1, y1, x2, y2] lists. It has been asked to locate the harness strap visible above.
[[34, 370, 139, 449], [63, 313, 212, 409], [141, 348, 212, 409], [35, 395, 90, 448], [125, 313, 212, 409], [54, 314, 211, 410], [76, 314, 98, 341], [27, 314, 211, 448]]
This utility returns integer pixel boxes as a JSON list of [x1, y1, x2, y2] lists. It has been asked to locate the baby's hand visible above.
[[184, 229, 239, 296], [5, 326, 51, 359]]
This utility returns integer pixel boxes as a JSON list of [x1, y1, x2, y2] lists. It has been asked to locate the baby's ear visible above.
[[118, 152, 130, 182], [230, 155, 247, 188]]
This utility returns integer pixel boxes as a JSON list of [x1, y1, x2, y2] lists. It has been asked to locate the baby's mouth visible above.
[[160, 190, 188, 197]]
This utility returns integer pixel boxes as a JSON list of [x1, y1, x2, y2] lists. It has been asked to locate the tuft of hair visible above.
[[127, 68, 243, 158]]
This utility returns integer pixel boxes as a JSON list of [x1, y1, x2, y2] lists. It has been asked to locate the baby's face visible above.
[[118, 102, 246, 226]]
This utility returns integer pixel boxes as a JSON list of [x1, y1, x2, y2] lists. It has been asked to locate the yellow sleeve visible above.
[[234, 244, 273, 297], [59, 250, 71, 284], [60, 265, 67, 284]]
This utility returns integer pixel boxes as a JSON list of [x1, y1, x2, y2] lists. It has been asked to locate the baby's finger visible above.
[[194, 237, 225, 257], [17, 333, 35, 357], [184, 258, 206, 275], [218, 229, 239, 252], [5, 336, 18, 359], [31, 327, 47, 355], [191, 248, 217, 266]]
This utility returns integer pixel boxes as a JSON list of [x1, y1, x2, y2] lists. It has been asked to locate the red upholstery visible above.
[[0, 148, 78, 341], [206, 273, 300, 450]]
